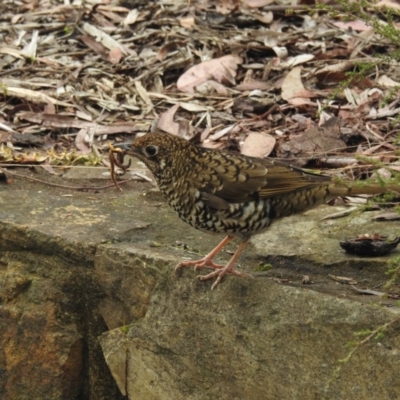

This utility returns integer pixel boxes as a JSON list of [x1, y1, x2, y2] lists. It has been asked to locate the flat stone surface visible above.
[[0, 168, 399, 399]]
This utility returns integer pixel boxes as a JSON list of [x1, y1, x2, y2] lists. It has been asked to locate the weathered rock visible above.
[[0, 172, 399, 399], [99, 251, 400, 400]]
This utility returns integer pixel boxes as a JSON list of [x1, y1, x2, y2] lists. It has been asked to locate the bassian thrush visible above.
[[117, 131, 397, 289]]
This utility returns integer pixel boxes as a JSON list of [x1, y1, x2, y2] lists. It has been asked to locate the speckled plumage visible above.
[[120, 131, 391, 289]]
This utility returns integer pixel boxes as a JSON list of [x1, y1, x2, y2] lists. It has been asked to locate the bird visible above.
[[116, 131, 398, 289]]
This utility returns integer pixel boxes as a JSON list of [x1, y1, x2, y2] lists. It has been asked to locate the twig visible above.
[[0, 167, 134, 191]]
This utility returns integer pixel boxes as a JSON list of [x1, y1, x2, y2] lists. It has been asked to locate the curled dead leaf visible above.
[[177, 55, 242, 93], [241, 133, 276, 158]]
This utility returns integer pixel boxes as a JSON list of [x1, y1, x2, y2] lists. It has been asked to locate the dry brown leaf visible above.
[[235, 81, 270, 91], [75, 128, 92, 154], [216, 0, 239, 14], [135, 81, 153, 107], [157, 104, 180, 135], [79, 35, 108, 58], [241, 133, 276, 158], [314, 60, 354, 75], [177, 55, 242, 93], [243, 0, 274, 7], [372, 213, 400, 221], [285, 98, 317, 107], [280, 54, 315, 68], [377, 75, 400, 88], [376, 0, 400, 9], [123, 9, 139, 25], [3, 87, 70, 107], [329, 274, 358, 285], [277, 127, 346, 166], [252, 11, 274, 24], [108, 47, 123, 64], [180, 16, 195, 28], [281, 66, 306, 101], [41, 164, 56, 175], [83, 23, 129, 55], [333, 20, 370, 31], [197, 81, 229, 95]]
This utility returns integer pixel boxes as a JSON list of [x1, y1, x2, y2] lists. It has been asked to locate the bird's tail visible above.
[[269, 180, 399, 219], [328, 180, 400, 198]]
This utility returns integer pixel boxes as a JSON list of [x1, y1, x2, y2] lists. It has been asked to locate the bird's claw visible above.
[[176, 259, 224, 271], [197, 268, 253, 290]]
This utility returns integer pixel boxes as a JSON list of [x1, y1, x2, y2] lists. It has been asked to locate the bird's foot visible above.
[[176, 257, 224, 271], [198, 266, 253, 290]]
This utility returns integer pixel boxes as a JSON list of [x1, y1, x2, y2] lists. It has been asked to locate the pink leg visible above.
[[198, 238, 253, 290], [176, 236, 233, 271]]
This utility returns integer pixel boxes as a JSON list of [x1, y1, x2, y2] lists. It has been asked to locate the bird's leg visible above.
[[198, 238, 253, 290], [176, 236, 233, 271]]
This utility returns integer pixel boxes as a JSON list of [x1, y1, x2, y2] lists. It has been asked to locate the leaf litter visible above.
[[0, 0, 399, 191]]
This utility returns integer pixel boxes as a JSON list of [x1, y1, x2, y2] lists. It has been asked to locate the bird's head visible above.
[[116, 131, 192, 178]]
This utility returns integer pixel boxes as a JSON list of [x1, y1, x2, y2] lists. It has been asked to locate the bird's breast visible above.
[[166, 193, 273, 236]]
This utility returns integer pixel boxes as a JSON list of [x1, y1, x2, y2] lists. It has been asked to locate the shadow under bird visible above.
[[116, 131, 398, 289]]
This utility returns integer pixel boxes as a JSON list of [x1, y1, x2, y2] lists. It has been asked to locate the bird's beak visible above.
[[113, 142, 137, 156], [114, 142, 132, 151]]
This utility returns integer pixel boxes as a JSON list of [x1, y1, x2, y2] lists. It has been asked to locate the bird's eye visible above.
[[145, 145, 158, 157]]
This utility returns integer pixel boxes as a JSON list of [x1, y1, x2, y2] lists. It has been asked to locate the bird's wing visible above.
[[190, 151, 332, 207]]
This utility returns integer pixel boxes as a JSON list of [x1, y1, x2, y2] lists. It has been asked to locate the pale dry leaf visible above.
[[196, 81, 229, 95], [177, 55, 242, 93], [302, 15, 317, 31], [180, 16, 195, 28], [350, 27, 375, 58], [4, 87, 70, 107], [329, 274, 358, 285], [21, 30, 38, 58], [333, 20, 370, 31], [0, 47, 25, 59], [75, 128, 92, 154], [41, 164, 56, 175], [263, 31, 280, 47], [76, 111, 93, 122], [179, 102, 211, 112], [79, 35, 107, 57], [281, 66, 304, 101], [343, 88, 358, 106], [376, 75, 400, 88], [216, 0, 237, 14], [243, 0, 274, 6], [372, 213, 400, 221], [314, 60, 354, 75], [252, 11, 274, 24], [44, 102, 56, 114], [108, 47, 123, 64], [208, 124, 236, 141], [280, 54, 314, 68], [139, 47, 157, 59], [371, 167, 392, 180], [83, 23, 128, 55], [235, 81, 270, 91], [287, 98, 316, 106], [241, 133, 276, 158], [376, 0, 400, 9], [157, 104, 180, 135], [200, 127, 212, 142], [124, 9, 139, 25], [273, 46, 288, 59], [249, 89, 264, 97], [135, 81, 153, 106]]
